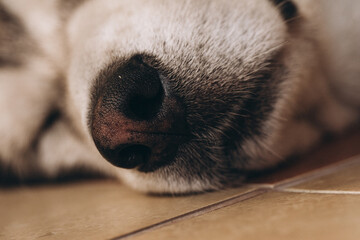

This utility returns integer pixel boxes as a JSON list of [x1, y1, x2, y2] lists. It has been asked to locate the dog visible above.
[[0, 0, 359, 193]]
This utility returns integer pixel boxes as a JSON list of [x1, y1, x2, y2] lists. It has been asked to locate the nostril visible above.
[[107, 54, 167, 121], [128, 84, 164, 120], [116, 144, 151, 169], [102, 144, 152, 169]]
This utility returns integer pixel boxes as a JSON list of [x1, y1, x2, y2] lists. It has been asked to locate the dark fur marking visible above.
[[0, 163, 106, 187], [0, 2, 31, 67], [222, 55, 284, 157], [146, 53, 283, 169], [270, 0, 298, 21]]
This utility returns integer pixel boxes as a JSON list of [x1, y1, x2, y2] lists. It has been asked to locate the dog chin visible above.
[[115, 167, 219, 194]]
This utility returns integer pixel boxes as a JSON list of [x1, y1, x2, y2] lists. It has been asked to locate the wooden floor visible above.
[[1, 129, 360, 240]]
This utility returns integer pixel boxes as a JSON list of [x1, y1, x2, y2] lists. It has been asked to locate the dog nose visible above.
[[90, 55, 188, 171], [117, 55, 165, 121]]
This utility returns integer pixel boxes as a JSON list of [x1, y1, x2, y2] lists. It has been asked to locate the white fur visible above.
[[0, 0, 359, 192]]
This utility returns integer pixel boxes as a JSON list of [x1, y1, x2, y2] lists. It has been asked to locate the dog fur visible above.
[[0, 0, 359, 193]]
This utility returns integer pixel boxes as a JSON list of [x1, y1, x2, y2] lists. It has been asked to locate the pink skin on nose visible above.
[[91, 94, 190, 169]]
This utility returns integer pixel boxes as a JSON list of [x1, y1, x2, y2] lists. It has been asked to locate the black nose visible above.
[[117, 55, 165, 121], [90, 54, 188, 171]]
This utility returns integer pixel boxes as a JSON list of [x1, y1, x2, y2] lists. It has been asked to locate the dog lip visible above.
[[128, 130, 191, 138], [136, 160, 167, 173]]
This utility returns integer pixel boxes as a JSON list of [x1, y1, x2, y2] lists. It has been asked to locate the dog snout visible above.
[[90, 55, 189, 171]]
